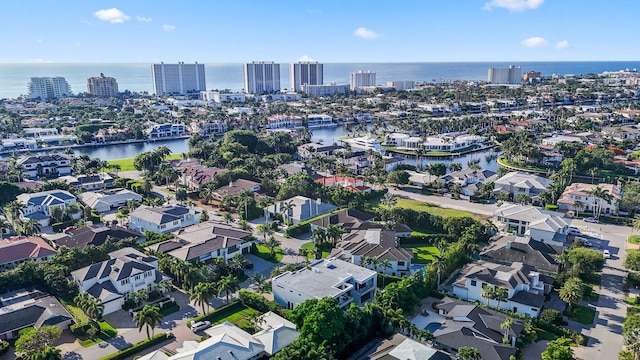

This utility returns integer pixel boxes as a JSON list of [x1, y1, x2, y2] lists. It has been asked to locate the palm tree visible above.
[[280, 200, 296, 226], [481, 286, 495, 307], [0, 218, 10, 239], [589, 186, 612, 219], [256, 223, 274, 242], [449, 162, 463, 172], [49, 206, 64, 223], [431, 256, 446, 290], [223, 212, 234, 224], [623, 328, 640, 360], [85, 298, 105, 321], [264, 235, 281, 259], [64, 203, 81, 219], [381, 193, 397, 209], [500, 317, 513, 344], [217, 275, 240, 303], [21, 219, 42, 236], [515, 193, 531, 205], [634, 217, 640, 233], [5, 200, 25, 231], [494, 287, 508, 310], [190, 283, 216, 315], [457, 346, 481, 360], [450, 184, 462, 199], [559, 277, 583, 312], [325, 224, 345, 247], [312, 227, 327, 247], [33, 346, 62, 360], [572, 200, 586, 218], [134, 305, 163, 339]]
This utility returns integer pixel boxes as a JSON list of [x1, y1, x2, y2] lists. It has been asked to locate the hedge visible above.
[[285, 223, 311, 237], [187, 300, 242, 328], [0, 341, 9, 357], [99, 332, 174, 360], [237, 289, 291, 320]]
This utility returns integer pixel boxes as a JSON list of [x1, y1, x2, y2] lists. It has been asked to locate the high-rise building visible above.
[[350, 70, 376, 91], [243, 62, 281, 94], [290, 62, 323, 92], [27, 77, 72, 100], [487, 65, 522, 84], [151, 62, 206, 96], [87, 73, 119, 97]]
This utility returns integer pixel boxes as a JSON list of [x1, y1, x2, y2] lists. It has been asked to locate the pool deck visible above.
[[411, 309, 447, 330]]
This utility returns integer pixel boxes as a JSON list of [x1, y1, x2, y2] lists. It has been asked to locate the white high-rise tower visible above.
[[290, 62, 323, 92], [152, 62, 206, 96], [243, 62, 281, 94]]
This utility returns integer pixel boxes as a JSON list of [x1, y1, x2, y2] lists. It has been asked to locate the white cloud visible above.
[[521, 36, 548, 48], [298, 55, 316, 62], [162, 24, 176, 32], [555, 40, 570, 49], [136, 16, 152, 23], [93, 8, 130, 23], [354, 27, 381, 40], [484, 0, 543, 11]]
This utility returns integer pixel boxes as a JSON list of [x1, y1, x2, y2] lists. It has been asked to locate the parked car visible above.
[[568, 227, 582, 236], [584, 217, 599, 223], [603, 249, 611, 259], [191, 321, 211, 332], [577, 237, 592, 247]]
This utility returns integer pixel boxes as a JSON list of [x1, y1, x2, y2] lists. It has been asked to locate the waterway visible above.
[[7, 126, 501, 172]]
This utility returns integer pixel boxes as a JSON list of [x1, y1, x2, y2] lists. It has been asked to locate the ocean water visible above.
[[1, 61, 640, 99]]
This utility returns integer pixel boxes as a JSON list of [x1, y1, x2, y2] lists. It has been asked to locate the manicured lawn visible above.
[[79, 321, 118, 347], [204, 302, 260, 334], [159, 303, 180, 316], [400, 243, 440, 264], [300, 242, 331, 259], [535, 330, 559, 341], [565, 304, 596, 325], [629, 235, 640, 245], [106, 153, 184, 172], [583, 273, 602, 287], [392, 198, 487, 221], [251, 244, 284, 263]]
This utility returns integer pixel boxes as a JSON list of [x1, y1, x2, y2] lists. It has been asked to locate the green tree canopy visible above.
[[15, 326, 62, 357], [541, 337, 575, 360]]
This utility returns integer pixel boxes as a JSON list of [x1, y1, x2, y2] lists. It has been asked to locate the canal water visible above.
[[9, 127, 501, 172]]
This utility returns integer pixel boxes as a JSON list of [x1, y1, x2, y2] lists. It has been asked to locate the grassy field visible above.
[[565, 304, 596, 325], [400, 243, 440, 264], [301, 242, 331, 259], [630, 235, 640, 245], [251, 244, 284, 263], [106, 153, 184, 172], [389, 198, 487, 221]]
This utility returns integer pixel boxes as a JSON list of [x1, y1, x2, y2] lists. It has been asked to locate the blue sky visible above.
[[0, 0, 636, 63]]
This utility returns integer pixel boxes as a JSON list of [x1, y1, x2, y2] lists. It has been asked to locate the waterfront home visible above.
[[557, 182, 622, 216], [71, 247, 170, 315], [383, 133, 484, 152], [353, 333, 452, 360], [264, 196, 337, 225], [200, 91, 246, 103], [438, 168, 498, 196], [18, 154, 72, 180], [145, 123, 188, 139], [540, 135, 585, 146], [451, 260, 549, 317], [310, 208, 376, 231], [493, 171, 551, 201], [341, 136, 386, 154], [147, 220, 254, 263], [0, 289, 73, 340], [190, 121, 228, 137], [265, 115, 304, 129], [128, 204, 200, 234], [0, 236, 56, 271], [428, 297, 522, 360], [314, 175, 370, 192], [78, 188, 143, 213], [53, 224, 144, 250], [180, 165, 229, 191], [307, 114, 336, 128], [493, 204, 569, 246], [296, 142, 343, 160], [17, 190, 81, 226], [480, 235, 562, 274], [272, 258, 377, 310], [210, 179, 261, 202], [330, 228, 413, 276], [59, 172, 114, 191]]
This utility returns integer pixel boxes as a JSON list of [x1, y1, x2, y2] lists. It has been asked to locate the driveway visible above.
[[521, 340, 549, 360]]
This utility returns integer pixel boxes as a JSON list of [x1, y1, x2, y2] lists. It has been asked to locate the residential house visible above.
[[142, 312, 298, 360], [276, 162, 315, 182], [451, 260, 551, 317], [71, 247, 170, 315], [147, 220, 254, 263], [353, 333, 452, 360], [79, 188, 143, 213], [211, 179, 261, 202], [383, 133, 484, 152], [314, 175, 371, 192], [0, 288, 73, 340], [145, 123, 187, 139], [330, 228, 413, 276], [310, 208, 376, 231], [53, 225, 144, 250], [427, 297, 523, 360], [0, 236, 56, 271], [264, 196, 338, 225], [439, 169, 498, 196], [128, 204, 200, 234], [191, 121, 228, 137], [493, 172, 551, 201], [557, 182, 622, 216], [480, 235, 562, 274], [272, 258, 377, 310], [296, 143, 343, 160], [180, 166, 229, 192], [17, 190, 81, 226], [17, 154, 72, 180], [493, 204, 569, 246], [59, 172, 114, 191], [265, 115, 304, 129]]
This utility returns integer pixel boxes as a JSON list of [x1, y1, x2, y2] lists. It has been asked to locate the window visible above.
[[471, 280, 477, 287], [398, 261, 405, 267]]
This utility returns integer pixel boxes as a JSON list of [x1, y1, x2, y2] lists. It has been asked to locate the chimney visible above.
[[506, 241, 512, 250]]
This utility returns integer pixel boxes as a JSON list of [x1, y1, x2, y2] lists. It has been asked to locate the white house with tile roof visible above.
[[17, 190, 80, 226]]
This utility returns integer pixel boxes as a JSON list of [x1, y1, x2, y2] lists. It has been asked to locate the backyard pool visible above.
[[424, 322, 442, 333]]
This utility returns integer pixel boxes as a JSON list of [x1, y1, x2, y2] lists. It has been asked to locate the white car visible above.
[[568, 227, 582, 236], [191, 320, 211, 332], [603, 250, 611, 259], [584, 217, 599, 223]]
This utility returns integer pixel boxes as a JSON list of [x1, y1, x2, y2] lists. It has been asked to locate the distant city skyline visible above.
[[1, 0, 638, 63]]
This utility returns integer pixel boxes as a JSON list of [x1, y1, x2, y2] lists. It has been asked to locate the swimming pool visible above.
[[424, 322, 442, 333]]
